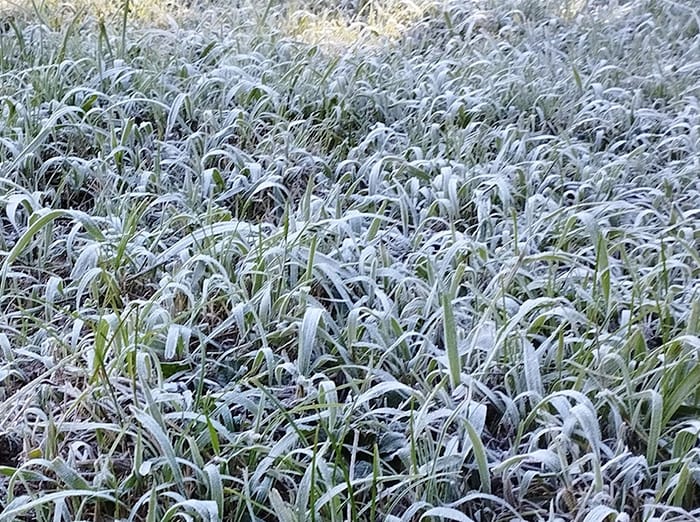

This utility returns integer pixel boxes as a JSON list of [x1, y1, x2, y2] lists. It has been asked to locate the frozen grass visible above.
[[0, 0, 699, 520]]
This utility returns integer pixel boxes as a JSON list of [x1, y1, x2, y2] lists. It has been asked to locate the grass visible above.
[[0, 0, 699, 520]]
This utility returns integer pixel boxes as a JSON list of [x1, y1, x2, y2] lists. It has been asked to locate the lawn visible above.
[[0, 0, 699, 520]]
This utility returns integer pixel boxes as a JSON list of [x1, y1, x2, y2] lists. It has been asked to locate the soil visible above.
[[0, 431, 22, 467]]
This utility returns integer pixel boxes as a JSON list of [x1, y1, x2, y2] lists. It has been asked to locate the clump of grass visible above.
[[0, 0, 194, 27], [1, 0, 699, 520]]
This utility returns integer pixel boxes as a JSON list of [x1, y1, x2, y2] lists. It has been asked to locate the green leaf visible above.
[[299, 307, 324, 376], [132, 408, 184, 490], [441, 289, 461, 390], [464, 420, 490, 495], [663, 363, 700, 426]]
